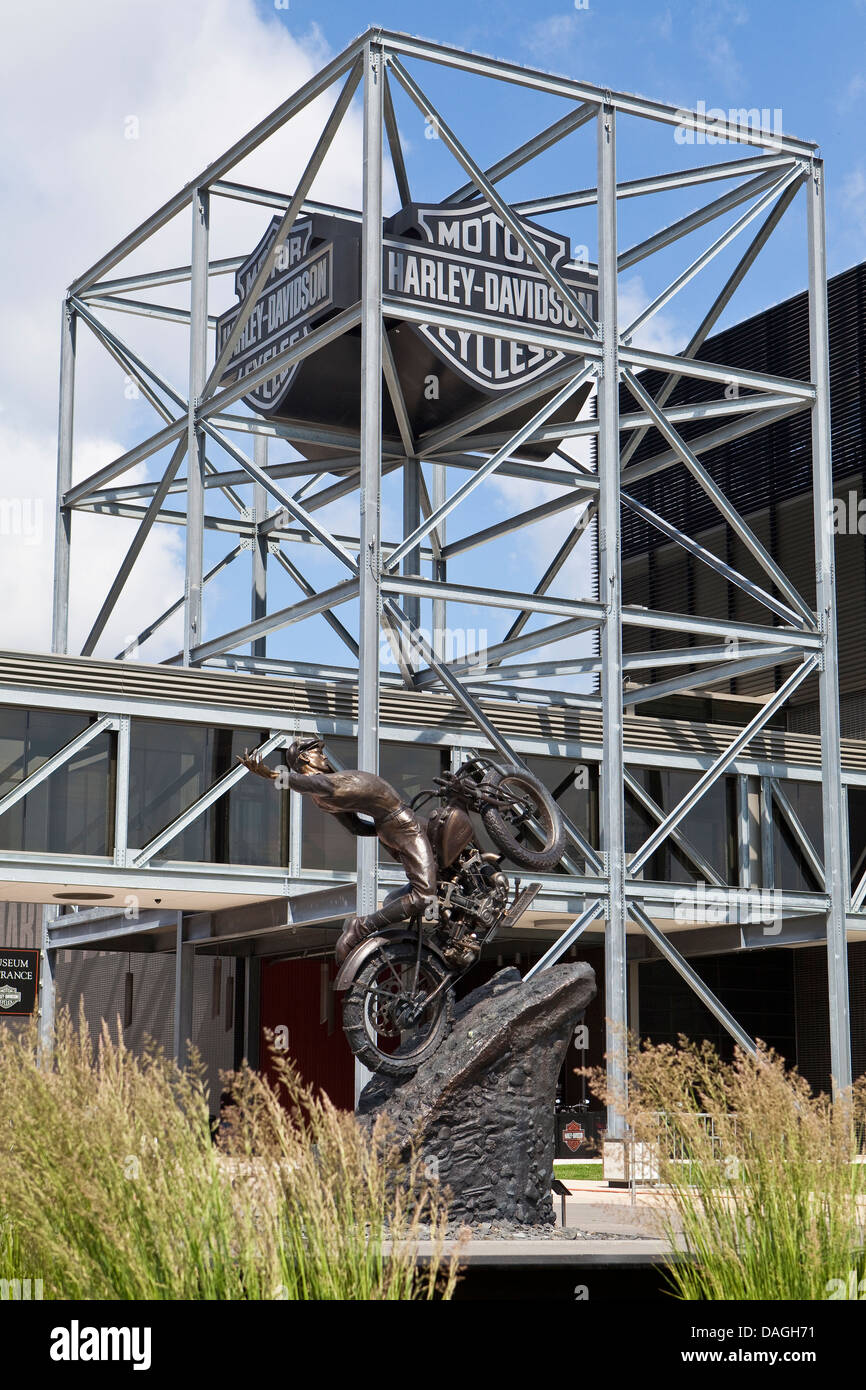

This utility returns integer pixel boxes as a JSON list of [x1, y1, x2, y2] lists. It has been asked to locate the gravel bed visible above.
[[412, 1222, 652, 1242]]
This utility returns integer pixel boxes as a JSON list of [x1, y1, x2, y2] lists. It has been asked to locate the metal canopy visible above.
[[43, 29, 851, 1109]]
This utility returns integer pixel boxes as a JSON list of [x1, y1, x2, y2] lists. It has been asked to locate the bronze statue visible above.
[[239, 738, 438, 964], [239, 738, 567, 1077]]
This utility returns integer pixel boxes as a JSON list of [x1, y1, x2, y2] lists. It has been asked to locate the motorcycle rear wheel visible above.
[[480, 766, 566, 872], [342, 941, 454, 1078]]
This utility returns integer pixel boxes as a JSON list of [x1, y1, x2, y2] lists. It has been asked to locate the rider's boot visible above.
[[334, 894, 438, 966], [334, 914, 373, 966]]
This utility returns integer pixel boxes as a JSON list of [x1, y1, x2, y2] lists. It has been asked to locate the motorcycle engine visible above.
[[436, 847, 510, 969]]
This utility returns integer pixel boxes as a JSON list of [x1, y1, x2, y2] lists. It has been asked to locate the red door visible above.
[[259, 957, 355, 1110]]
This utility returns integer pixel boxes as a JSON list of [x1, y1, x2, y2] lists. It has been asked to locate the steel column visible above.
[[173, 912, 195, 1068], [252, 434, 269, 658], [52, 301, 75, 654], [596, 103, 628, 1140], [402, 457, 422, 631], [432, 462, 447, 660], [184, 186, 209, 663], [38, 905, 58, 1061], [357, 41, 384, 919], [807, 158, 852, 1095]]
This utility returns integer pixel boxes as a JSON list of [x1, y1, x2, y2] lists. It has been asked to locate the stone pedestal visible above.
[[358, 962, 597, 1226]]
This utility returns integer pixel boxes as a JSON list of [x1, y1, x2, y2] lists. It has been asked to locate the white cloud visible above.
[[523, 9, 603, 76], [0, 423, 185, 658], [618, 273, 689, 356], [0, 0, 378, 658], [693, 0, 749, 87], [835, 74, 866, 115]]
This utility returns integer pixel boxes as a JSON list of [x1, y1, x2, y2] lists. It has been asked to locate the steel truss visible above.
[[45, 29, 852, 1113]]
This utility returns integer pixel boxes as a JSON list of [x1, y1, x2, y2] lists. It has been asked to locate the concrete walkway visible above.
[[551, 1178, 674, 1238]]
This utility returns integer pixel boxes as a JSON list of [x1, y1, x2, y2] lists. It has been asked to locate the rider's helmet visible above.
[[285, 737, 330, 775]]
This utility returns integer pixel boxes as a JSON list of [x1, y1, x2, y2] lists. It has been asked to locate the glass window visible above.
[[226, 729, 283, 866], [0, 709, 112, 855], [625, 767, 734, 885], [849, 787, 866, 894], [128, 721, 282, 865], [378, 743, 445, 869], [300, 736, 357, 873], [772, 779, 823, 892], [467, 753, 598, 874], [299, 739, 445, 873]]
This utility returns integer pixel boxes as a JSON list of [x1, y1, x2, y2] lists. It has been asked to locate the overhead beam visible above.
[[386, 54, 598, 338], [617, 165, 796, 272], [381, 31, 814, 153], [189, 579, 359, 665], [623, 166, 803, 340], [514, 153, 797, 216]]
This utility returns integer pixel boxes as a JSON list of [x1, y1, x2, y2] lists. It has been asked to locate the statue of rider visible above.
[[239, 737, 438, 964]]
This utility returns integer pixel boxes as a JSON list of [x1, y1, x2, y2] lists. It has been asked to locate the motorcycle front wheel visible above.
[[341, 941, 454, 1078], [480, 765, 566, 872]]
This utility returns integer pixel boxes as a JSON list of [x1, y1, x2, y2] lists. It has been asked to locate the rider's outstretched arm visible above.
[[284, 770, 379, 836]]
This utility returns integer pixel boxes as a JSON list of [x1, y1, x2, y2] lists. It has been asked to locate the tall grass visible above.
[[0, 1010, 459, 1300], [588, 1037, 866, 1300]]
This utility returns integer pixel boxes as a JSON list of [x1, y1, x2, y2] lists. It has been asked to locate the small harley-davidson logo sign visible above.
[[563, 1120, 586, 1152], [0, 983, 22, 1010]]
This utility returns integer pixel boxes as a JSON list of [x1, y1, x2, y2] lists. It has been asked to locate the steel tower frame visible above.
[[48, 28, 851, 1115]]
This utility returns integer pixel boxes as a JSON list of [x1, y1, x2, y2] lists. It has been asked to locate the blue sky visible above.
[[2, 0, 863, 683], [260, 0, 866, 297]]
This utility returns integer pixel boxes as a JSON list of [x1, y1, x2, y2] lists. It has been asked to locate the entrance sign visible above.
[[0, 947, 39, 1015]]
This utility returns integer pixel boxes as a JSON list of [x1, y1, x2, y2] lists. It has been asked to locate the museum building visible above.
[[0, 33, 858, 1153], [0, 259, 864, 1125]]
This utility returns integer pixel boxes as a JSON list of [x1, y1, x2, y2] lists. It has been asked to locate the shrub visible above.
[[0, 1011, 459, 1301], [586, 1037, 866, 1300]]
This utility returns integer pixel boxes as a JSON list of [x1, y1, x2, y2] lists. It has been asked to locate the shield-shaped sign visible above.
[[0, 983, 22, 1010], [385, 200, 597, 392], [214, 199, 597, 451], [563, 1119, 586, 1153], [214, 213, 359, 417]]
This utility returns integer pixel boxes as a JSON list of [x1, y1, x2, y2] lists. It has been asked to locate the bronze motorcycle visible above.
[[334, 757, 565, 1077]]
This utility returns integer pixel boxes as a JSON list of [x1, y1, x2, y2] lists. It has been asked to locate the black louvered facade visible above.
[[618, 262, 866, 713], [620, 261, 866, 554]]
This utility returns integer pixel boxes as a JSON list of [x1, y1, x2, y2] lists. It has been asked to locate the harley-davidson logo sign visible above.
[[214, 199, 597, 421], [0, 947, 39, 1014], [563, 1120, 586, 1153], [385, 202, 596, 391], [215, 216, 337, 414]]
